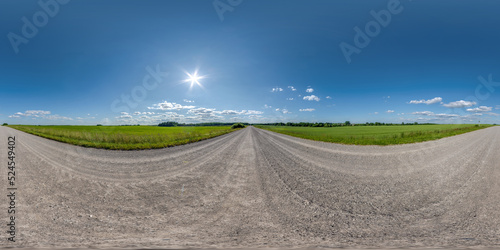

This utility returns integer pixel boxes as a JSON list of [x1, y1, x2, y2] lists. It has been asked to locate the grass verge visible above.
[[8, 125, 239, 150], [255, 124, 493, 145]]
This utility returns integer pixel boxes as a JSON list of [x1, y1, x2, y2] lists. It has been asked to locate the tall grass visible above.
[[8, 125, 237, 150], [255, 124, 492, 145]]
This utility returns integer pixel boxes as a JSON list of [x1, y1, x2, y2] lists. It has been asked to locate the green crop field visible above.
[[255, 124, 493, 145], [8, 125, 238, 150]]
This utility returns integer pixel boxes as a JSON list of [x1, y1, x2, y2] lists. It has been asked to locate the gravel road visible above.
[[1, 125, 499, 249]]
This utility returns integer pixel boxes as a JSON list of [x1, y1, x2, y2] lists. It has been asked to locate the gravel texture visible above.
[[1, 125, 499, 249]]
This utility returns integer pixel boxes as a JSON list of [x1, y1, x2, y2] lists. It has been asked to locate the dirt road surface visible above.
[[1, 126, 499, 249]]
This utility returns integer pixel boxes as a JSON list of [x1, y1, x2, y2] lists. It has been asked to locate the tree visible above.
[[158, 121, 178, 127], [231, 123, 245, 129], [345, 121, 351, 126]]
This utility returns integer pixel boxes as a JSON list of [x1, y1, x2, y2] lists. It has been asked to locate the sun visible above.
[[183, 70, 206, 89]]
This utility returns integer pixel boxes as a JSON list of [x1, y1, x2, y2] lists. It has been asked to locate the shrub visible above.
[[159, 121, 178, 127], [231, 123, 245, 129], [2, 123, 7, 126], [97, 124, 103, 126]]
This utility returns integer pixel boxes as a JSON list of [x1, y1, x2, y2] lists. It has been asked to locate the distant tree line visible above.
[[257, 121, 435, 127]]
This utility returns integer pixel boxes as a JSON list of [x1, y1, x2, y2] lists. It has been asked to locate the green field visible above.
[[8, 125, 238, 150], [255, 124, 493, 145]]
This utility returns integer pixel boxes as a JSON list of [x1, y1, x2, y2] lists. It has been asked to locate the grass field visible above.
[[255, 124, 493, 145], [8, 125, 238, 150]]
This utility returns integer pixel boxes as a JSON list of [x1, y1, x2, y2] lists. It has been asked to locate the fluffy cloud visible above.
[[412, 111, 435, 116], [299, 108, 315, 112], [412, 111, 459, 119], [187, 107, 217, 118], [264, 104, 272, 109], [288, 86, 296, 91], [466, 106, 493, 112], [242, 110, 264, 115], [271, 87, 283, 92], [275, 108, 290, 114], [434, 113, 460, 118], [442, 100, 476, 108], [409, 97, 442, 105], [148, 101, 195, 110], [325, 96, 332, 99], [303, 95, 320, 101], [8, 110, 72, 120], [216, 110, 264, 115], [286, 97, 294, 101], [306, 88, 314, 93], [386, 110, 395, 113], [219, 110, 240, 115], [183, 99, 194, 103], [14, 110, 52, 117], [116, 111, 185, 124]]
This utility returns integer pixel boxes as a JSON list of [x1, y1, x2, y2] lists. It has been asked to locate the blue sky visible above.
[[1, 0, 499, 125]]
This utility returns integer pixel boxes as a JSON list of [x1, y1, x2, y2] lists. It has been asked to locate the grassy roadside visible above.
[[255, 124, 493, 145], [7, 125, 240, 150]]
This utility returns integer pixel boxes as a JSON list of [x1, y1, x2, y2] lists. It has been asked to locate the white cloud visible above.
[[409, 97, 442, 105], [306, 88, 314, 93], [434, 113, 460, 118], [275, 108, 290, 114], [183, 99, 194, 103], [466, 106, 492, 112], [325, 96, 332, 99], [148, 101, 195, 110], [121, 112, 129, 115], [496, 105, 500, 110], [299, 108, 315, 112], [14, 110, 52, 117], [286, 97, 294, 101], [412, 111, 434, 116], [133, 111, 141, 115], [303, 95, 320, 101], [219, 110, 240, 115], [288, 86, 296, 91], [264, 104, 272, 109], [386, 110, 395, 113], [442, 100, 476, 108], [118, 114, 132, 119], [374, 112, 379, 115], [216, 110, 263, 115], [412, 111, 459, 119], [243, 110, 264, 115], [46, 115, 73, 120], [271, 87, 283, 92], [8, 110, 72, 120], [187, 107, 217, 118], [486, 112, 499, 116]]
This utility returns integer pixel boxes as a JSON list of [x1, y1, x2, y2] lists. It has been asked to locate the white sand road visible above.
[[0, 125, 499, 249]]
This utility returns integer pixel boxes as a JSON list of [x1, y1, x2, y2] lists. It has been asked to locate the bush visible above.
[[231, 123, 245, 129], [159, 121, 178, 127], [97, 124, 103, 126], [2, 123, 7, 126]]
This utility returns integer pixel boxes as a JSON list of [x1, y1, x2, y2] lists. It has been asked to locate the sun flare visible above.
[[183, 70, 205, 89]]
